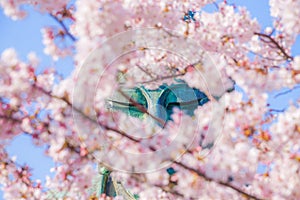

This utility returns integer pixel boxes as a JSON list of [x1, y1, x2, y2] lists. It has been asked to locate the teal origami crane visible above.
[[106, 81, 210, 124]]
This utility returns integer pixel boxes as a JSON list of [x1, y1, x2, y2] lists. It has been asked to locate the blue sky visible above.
[[0, 1, 300, 199]]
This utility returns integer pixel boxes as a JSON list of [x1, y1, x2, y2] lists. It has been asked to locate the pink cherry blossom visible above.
[[1, 0, 300, 199]]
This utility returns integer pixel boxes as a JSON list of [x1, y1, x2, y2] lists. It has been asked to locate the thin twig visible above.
[[245, 48, 288, 62], [50, 14, 76, 42], [117, 89, 166, 126], [135, 63, 155, 78], [254, 32, 293, 61], [274, 85, 300, 98], [269, 108, 286, 113]]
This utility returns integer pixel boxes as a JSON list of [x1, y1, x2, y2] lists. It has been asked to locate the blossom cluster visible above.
[[1, 0, 300, 199]]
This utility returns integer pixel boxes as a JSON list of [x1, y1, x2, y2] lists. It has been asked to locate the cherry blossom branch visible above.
[[32, 85, 160, 153], [135, 63, 155, 78], [50, 14, 76, 42], [254, 32, 293, 61], [31, 84, 145, 146], [0, 114, 33, 137], [174, 161, 264, 200], [0, 148, 39, 192], [245, 48, 288, 62]]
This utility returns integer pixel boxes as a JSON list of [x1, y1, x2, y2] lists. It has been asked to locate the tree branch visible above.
[[32, 84, 147, 147], [273, 85, 300, 98], [50, 14, 76, 42], [254, 32, 293, 61], [174, 161, 265, 200]]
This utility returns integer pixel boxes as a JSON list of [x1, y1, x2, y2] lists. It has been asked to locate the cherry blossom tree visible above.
[[1, 0, 300, 199]]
